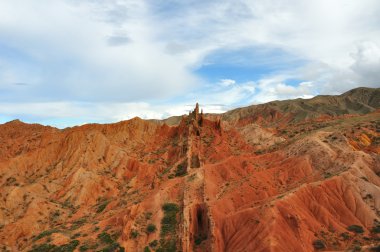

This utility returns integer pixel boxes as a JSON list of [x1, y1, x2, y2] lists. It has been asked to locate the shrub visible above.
[[161, 211, 178, 236], [254, 150, 264, 155], [79, 245, 89, 251], [145, 212, 152, 220], [29, 240, 80, 252], [130, 230, 139, 239], [340, 232, 350, 240], [146, 224, 157, 233], [156, 239, 177, 252], [175, 160, 188, 177], [194, 234, 207, 245], [347, 225, 364, 234], [71, 218, 87, 230], [312, 240, 326, 250], [29, 243, 56, 252], [149, 240, 158, 248], [57, 240, 80, 252], [371, 225, 380, 234], [101, 243, 124, 252], [324, 172, 332, 178], [50, 210, 60, 221], [98, 232, 114, 244], [144, 246, 151, 252], [97, 201, 109, 213], [33, 229, 60, 241], [162, 203, 179, 212], [70, 233, 80, 239]]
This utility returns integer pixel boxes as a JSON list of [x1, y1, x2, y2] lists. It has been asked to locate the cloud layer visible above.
[[0, 0, 379, 127]]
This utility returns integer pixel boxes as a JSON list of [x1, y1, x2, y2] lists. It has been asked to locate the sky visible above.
[[0, 0, 379, 128]]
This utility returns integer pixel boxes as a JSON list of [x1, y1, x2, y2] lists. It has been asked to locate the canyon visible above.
[[0, 87, 379, 251]]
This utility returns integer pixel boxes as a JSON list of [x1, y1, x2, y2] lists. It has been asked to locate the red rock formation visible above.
[[0, 89, 379, 251]]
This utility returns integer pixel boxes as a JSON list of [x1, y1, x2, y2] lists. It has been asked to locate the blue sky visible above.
[[0, 0, 379, 128]]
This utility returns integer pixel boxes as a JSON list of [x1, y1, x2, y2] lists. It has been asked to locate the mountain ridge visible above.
[[3, 87, 379, 129]]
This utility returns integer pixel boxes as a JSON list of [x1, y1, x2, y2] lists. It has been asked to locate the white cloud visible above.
[[249, 76, 317, 104], [199, 81, 255, 107], [350, 41, 380, 86], [151, 0, 380, 91], [0, 0, 201, 102], [219, 79, 236, 87]]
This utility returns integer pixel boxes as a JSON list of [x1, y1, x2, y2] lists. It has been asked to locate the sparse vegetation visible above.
[[156, 239, 177, 252], [29, 240, 79, 252], [364, 193, 373, 200], [144, 246, 151, 252], [145, 212, 152, 220], [98, 232, 113, 244], [29, 243, 56, 252], [49, 210, 60, 221], [254, 150, 264, 155], [4, 177, 16, 186], [100, 243, 124, 252], [194, 234, 207, 246], [161, 205, 179, 231], [33, 229, 60, 241], [157, 203, 180, 252], [70, 233, 80, 239], [347, 225, 364, 234], [371, 224, 380, 234], [70, 217, 87, 230], [97, 231, 124, 251], [96, 201, 109, 213], [149, 240, 158, 248], [130, 230, 139, 239], [324, 172, 333, 178], [340, 232, 350, 240], [146, 224, 157, 233], [161, 166, 172, 176], [56, 240, 80, 252], [175, 159, 188, 177], [79, 244, 89, 251], [62, 199, 75, 210], [312, 239, 326, 250]]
